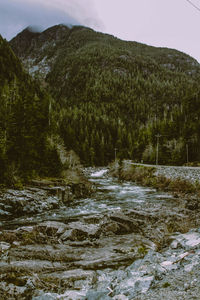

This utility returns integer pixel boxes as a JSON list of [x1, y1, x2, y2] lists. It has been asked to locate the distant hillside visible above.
[[0, 35, 61, 184], [10, 25, 200, 165]]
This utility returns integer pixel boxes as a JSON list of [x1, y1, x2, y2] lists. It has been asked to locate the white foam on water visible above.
[[98, 203, 108, 208], [91, 169, 108, 177], [103, 185, 119, 190], [119, 189, 141, 195], [133, 199, 145, 203], [107, 206, 121, 211], [155, 194, 173, 199]]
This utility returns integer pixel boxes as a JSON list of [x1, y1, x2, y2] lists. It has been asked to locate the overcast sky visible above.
[[1, 0, 200, 62]]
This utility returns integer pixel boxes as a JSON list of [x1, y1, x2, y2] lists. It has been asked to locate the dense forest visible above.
[[0, 35, 62, 184], [8, 25, 200, 166]]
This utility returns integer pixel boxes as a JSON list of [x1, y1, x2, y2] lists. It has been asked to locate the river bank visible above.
[[110, 160, 200, 196], [1, 168, 200, 299], [0, 168, 94, 221]]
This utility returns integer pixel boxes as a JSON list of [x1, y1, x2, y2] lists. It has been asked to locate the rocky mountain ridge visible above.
[[10, 24, 200, 79]]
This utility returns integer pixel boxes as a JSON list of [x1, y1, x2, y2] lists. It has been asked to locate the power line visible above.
[[185, 0, 200, 12]]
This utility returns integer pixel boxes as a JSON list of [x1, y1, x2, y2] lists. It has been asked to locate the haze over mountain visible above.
[[7, 24, 200, 167]]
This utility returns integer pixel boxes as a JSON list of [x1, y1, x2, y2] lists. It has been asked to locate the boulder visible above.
[[60, 228, 89, 241], [60, 221, 101, 241], [37, 221, 67, 236], [113, 295, 128, 300], [109, 212, 142, 234], [40, 269, 96, 290], [86, 290, 112, 300]]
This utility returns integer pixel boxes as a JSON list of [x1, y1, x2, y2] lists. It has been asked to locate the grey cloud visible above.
[[0, 0, 95, 40], [61, 0, 104, 30]]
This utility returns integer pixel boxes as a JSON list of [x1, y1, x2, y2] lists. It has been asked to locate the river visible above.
[[1, 168, 173, 228], [1, 168, 198, 299]]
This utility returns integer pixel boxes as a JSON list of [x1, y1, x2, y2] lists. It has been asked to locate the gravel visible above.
[[155, 165, 200, 183]]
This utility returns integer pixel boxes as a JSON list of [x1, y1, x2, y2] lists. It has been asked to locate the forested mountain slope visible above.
[[10, 25, 200, 165], [0, 35, 61, 184]]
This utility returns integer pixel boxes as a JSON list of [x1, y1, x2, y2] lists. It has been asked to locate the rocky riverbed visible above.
[[0, 168, 200, 299]]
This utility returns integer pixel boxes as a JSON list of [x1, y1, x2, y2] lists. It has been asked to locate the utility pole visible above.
[[114, 148, 118, 161], [186, 144, 189, 164], [155, 134, 162, 165]]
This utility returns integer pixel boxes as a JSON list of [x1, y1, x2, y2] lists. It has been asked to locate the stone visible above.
[[86, 290, 112, 300], [7, 260, 65, 272], [37, 221, 67, 235], [60, 221, 101, 241], [0, 209, 10, 216], [33, 293, 57, 300], [57, 290, 87, 299], [113, 295, 128, 300], [184, 263, 195, 272], [0, 242, 11, 251], [101, 222, 122, 234], [116, 275, 154, 297], [172, 231, 200, 250], [40, 269, 96, 289], [109, 212, 141, 233], [60, 228, 88, 241], [170, 240, 179, 249], [134, 275, 154, 293], [69, 221, 100, 237], [160, 260, 178, 271]]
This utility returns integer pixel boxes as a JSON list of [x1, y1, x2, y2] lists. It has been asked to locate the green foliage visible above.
[[10, 25, 200, 166], [119, 164, 156, 186], [0, 35, 62, 184], [137, 245, 148, 257]]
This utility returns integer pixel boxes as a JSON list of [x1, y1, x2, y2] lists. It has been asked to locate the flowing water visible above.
[[1, 168, 173, 228]]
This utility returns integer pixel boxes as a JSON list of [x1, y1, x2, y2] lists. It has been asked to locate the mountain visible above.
[[10, 25, 200, 166], [0, 35, 62, 184]]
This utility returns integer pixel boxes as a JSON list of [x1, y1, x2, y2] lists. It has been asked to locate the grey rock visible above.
[[60, 228, 88, 241], [33, 293, 57, 300], [115, 274, 154, 297], [86, 290, 112, 300], [113, 295, 128, 300], [40, 269, 96, 290], [171, 231, 200, 250], [37, 221, 67, 235], [109, 212, 141, 233], [69, 221, 100, 237], [0, 242, 11, 251], [0, 209, 10, 216], [57, 290, 87, 299]]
